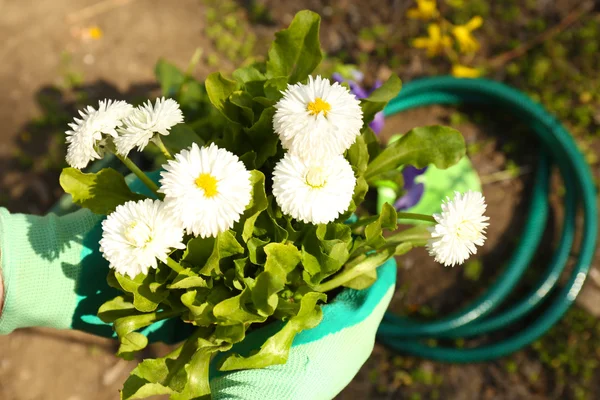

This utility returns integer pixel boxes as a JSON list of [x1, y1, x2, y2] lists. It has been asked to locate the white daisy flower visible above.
[[273, 75, 363, 161], [427, 191, 489, 267], [272, 152, 356, 224], [115, 97, 184, 156], [159, 143, 252, 238], [66, 99, 133, 169], [99, 199, 186, 278]]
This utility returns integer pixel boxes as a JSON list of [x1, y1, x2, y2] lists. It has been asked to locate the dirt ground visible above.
[[1, 1, 599, 399]]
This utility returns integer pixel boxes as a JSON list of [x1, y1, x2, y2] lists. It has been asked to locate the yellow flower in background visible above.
[[88, 26, 103, 40], [413, 24, 452, 57], [452, 64, 481, 78], [452, 16, 482, 53], [407, 0, 439, 20]]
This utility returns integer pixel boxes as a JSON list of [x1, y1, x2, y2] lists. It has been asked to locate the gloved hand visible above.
[[0, 207, 183, 341], [209, 258, 396, 400]]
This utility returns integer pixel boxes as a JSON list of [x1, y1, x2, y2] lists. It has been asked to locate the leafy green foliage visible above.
[[60, 167, 146, 215], [161, 124, 204, 154], [266, 10, 323, 83], [360, 74, 402, 123], [365, 125, 466, 180]]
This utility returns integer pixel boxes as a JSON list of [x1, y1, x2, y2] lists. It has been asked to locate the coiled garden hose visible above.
[[377, 77, 598, 363]]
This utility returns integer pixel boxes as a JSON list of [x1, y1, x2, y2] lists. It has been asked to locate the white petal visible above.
[[99, 199, 186, 278], [159, 143, 252, 238], [115, 97, 184, 156], [272, 153, 356, 224], [65, 99, 133, 169], [273, 75, 363, 161], [426, 191, 489, 267]]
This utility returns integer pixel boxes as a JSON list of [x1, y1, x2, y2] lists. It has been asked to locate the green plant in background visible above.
[[204, 0, 257, 67], [408, 0, 484, 78]]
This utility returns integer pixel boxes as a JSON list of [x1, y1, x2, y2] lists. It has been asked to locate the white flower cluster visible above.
[[65, 97, 182, 169], [272, 76, 362, 224], [86, 76, 365, 277], [99, 142, 253, 278]]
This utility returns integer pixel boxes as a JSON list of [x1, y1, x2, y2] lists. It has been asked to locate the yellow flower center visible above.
[[124, 221, 152, 248], [307, 98, 331, 116], [195, 173, 219, 198], [305, 167, 327, 189]]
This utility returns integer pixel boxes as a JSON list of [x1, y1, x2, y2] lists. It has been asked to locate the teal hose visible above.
[[377, 77, 598, 362]]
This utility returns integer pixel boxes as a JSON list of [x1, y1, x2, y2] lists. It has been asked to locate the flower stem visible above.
[[349, 212, 435, 229], [115, 153, 163, 198], [314, 250, 393, 293], [397, 212, 436, 223], [153, 136, 173, 160], [165, 255, 185, 274]]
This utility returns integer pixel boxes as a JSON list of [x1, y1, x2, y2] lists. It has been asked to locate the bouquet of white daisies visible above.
[[59, 10, 488, 399]]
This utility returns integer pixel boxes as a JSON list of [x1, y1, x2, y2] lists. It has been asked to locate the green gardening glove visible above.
[[0, 207, 186, 341]]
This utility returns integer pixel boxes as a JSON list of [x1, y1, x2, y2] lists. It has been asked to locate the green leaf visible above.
[[180, 290, 214, 326], [155, 59, 185, 96], [219, 292, 326, 371], [346, 133, 369, 175], [183, 231, 244, 276], [362, 202, 398, 250], [232, 66, 266, 84], [240, 170, 268, 242], [230, 90, 254, 125], [168, 275, 211, 290], [251, 243, 301, 316], [115, 272, 169, 313], [244, 109, 279, 167], [360, 74, 402, 124], [344, 269, 377, 290], [301, 224, 352, 285], [172, 337, 232, 400], [113, 310, 173, 360], [117, 332, 149, 360], [365, 125, 466, 180], [247, 237, 269, 265], [98, 296, 137, 323], [266, 10, 322, 83], [213, 287, 267, 325], [59, 168, 146, 215], [264, 77, 288, 101], [362, 127, 382, 160], [205, 72, 239, 121], [121, 329, 211, 399], [336, 248, 396, 290], [161, 123, 203, 153]]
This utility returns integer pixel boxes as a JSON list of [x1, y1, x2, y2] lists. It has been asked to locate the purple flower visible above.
[[332, 72, 385, 134], [394, 166, 427, 210]]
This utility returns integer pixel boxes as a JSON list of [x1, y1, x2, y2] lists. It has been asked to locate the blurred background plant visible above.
[[408, 0, 484, 78]]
